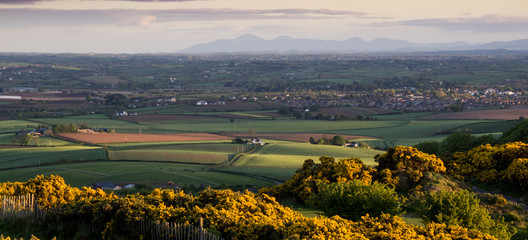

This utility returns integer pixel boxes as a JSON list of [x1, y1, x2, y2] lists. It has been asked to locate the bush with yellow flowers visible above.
[[0, 175, 499, 240], [260, 156, 374, 202], [0, 235, 44, 240], [448, 142, 528, 190], [0, 175, 116, 209], [374, 146, 446, 190]]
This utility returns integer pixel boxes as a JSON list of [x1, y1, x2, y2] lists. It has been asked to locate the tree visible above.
[[20, 133, 33, 146], [105, 93, 128, 106], [53, 124, 78, 133], [332, 135, 346, 146], [413, 141, 440, 155]]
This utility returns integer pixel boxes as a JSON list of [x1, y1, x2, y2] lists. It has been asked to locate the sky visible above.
[[1, 0, 527, 53]]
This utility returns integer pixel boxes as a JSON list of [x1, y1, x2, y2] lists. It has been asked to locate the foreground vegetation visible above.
[[3, 123, 528, 239], [0, 175, 500, 240]]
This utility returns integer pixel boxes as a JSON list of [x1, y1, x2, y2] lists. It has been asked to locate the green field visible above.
[[0, 161, 271, 187], [109, 150, 230, 164], [235, 142, 382, 168], [0, 134, 74, 146], [0, 120, 37, 133], [108, 143, 249, 164], [0, 113, 512, 189], [0, 146, 103, 169], [150, 119, 400, 133]]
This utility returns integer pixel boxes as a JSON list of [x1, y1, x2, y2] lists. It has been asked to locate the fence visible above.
[[1, 194, 223, 240], [0, 194, 44, 220], [139, 218, 223, 240]]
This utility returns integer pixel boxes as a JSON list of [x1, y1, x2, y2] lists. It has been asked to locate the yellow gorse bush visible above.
[[0, 175, 497, 240], [375, 146, 445, 190], [449, 142, 528, 190]]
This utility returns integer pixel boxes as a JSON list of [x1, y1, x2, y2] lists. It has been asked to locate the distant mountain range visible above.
[[178, 34, 528, 53]]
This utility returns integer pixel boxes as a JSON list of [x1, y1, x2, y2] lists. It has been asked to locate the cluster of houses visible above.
[[344, 142, 371, 149], [248, 138, 265, 145], [257, 87, 527, 113], [196, 100, 227, 106], [113, 111, 137, 117], [17, 127, 51, 137]]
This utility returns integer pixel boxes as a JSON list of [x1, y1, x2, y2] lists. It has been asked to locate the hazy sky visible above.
[[1, 0, 527, 53]]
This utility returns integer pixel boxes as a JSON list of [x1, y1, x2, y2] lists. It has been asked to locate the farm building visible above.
[[93, 181, 122, 191], [248, 138, 265, 145], [196, 100, 208, 106]]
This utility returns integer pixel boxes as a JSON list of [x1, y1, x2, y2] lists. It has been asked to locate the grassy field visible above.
[[0, 120, 37, 133], [325, 119, 503, 147], [0, 146, 103, 169], [0, 134, 73, 146], [80, 76, 125, 84], [218, 167, 298, 182], [0, 112, 512, 189], [150, 119, 400, 133], [109, 150, 230, 164], [134, 102, 268, 115], [234, 142, 382, 168], [108, 142, 249, 164], [375, 112, 434, 121], [0, 161, 272, 188]]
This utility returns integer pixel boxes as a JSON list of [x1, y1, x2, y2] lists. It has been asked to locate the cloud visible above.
[[116, 0, 201, 1], [0, 7, 371, 28], [401, 15, 528, 32], [0, 0, 53, 4], [118, 15, 157, 27], [229, 25, 251, 32], [0, 0, 198, 3]]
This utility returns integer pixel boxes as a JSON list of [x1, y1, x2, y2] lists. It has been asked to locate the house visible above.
[[17, 128, 50, 137], [196, 100, 208, 106], [78, 129, 96, 133], [166, 97, 176, 103], [345, 142, 359, 148], [113, 111, 128, 116], [248, 138, 265, 145], [93, 181, 122, 191]]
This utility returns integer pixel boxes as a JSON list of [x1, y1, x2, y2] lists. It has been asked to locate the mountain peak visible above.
[[236, 34, 262, 41], [178, 35, 528, 53], [274, 35, 294, 40]]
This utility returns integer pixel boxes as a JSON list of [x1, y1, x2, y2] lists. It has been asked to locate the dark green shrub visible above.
[[308, 180, 402, 221], [418, 190, 513, 239]]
